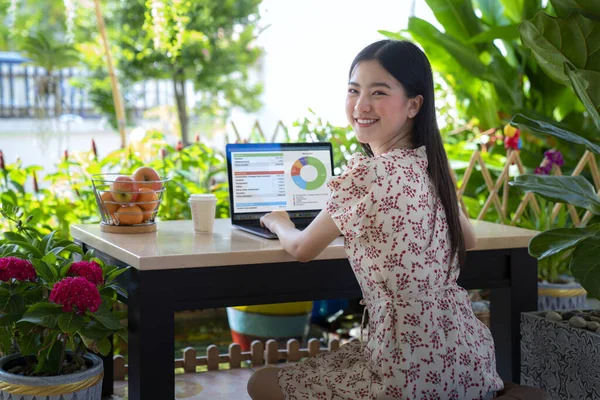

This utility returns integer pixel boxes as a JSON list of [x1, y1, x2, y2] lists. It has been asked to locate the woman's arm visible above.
[[459, 207, 477, 250], [260, 210, 341, 262]]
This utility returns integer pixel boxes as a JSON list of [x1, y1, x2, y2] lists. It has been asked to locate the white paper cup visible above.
[[189, 194, 217, 233]]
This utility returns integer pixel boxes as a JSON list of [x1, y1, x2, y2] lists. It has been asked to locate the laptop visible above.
[[225, 142, 334, 239]]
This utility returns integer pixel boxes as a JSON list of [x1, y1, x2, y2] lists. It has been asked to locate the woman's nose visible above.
[[354, 96, 372, 113]]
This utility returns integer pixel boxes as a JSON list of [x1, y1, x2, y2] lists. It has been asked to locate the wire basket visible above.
[[91, 173, 170, 230]]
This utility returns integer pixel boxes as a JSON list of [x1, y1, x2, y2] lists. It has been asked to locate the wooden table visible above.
[[71, 219, 538, 400]]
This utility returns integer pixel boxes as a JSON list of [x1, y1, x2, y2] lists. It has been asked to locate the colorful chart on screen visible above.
[[290, 156, 328, 190]]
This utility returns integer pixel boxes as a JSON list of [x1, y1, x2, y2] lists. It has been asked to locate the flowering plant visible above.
[[534, 149, 564, 175], [0, 205, 128, 376]]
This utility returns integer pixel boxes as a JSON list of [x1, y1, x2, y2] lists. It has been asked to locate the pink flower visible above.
[[68, 261, 103, 285], [49, 277, 101, 314], [0, 257, 37, 282]]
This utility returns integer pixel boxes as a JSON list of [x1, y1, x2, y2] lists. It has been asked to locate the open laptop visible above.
[[225, 142, 334, 239]]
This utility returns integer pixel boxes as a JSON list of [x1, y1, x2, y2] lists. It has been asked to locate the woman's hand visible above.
[[260, 211, 295, 234]]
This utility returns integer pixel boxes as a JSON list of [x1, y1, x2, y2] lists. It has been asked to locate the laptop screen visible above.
[[226, 143, 334, 222]]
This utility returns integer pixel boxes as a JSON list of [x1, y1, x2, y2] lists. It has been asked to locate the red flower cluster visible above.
[[0, 257, 37, 282], [68, 261, 103, 285], [49, 277, 101, 314]]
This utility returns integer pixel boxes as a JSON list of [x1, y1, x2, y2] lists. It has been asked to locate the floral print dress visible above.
[[277, 146, 504, 400]]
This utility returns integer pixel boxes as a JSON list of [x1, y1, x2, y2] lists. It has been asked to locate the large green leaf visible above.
[[468, 24, 520, 43], [519, 12, 600, 85], [501, 0, 542, 22], [564, 63, 600, 130], [529, 225, 600, 259], [475, 0, 507, 26], [0, 288, 24, 316], [408, 17, 487, 77], [425, 0, 483, 43], [550, 0, 600, 20], [31, 259, 57, 283], [89, 309, 122, 330], [570, 233, 600, 298], [19, 302, 62, 328], [509, 113, 600, 154], [509, 174, 600, 214], [58, 313, 86, 333], [18, 333, 41, 357]]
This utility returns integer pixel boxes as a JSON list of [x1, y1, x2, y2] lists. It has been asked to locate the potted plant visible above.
[[507, 1, 600, 397], [0, 204, 128, 399]]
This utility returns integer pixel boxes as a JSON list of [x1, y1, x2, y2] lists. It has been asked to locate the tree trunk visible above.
[[94, 0, 127, 149], [173, 72, 189, 145]]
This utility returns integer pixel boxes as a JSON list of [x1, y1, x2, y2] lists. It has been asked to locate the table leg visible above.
[[490, 248, 537, 384], [100, 340, 114, 396], [127, 269, 175, 400], [509, 247, 538, 384]]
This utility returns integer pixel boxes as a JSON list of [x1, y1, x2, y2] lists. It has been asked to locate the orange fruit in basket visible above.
[[136, 188, 159, 211], [132, 167, 162, 191], [100, 191, 120, 216], [115, 205, 144, 225]]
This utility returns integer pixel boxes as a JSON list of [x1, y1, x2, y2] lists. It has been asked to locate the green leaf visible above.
[[10, 242, 44, 259], [31, 259, 57, 283], [106, 267, 128, 285], [3, 232, 28, 243], [501, 0, 542, 22], [59, 261, 73, 278], [0, 287, 25, 316], [34, 335, 63, 375], [89, 309, 122, 330], [425, 0, 483, 43], [408, 17, 487, 77], [42, 251, 57, 266], [468, 24, 520, 43], [18, 333, 41, 357], [529, 225, 600, 259], [40, 231, 56, 254], [80, 320, 114, 340], [51, 244, 83, 257], [510, 174, 600, 214], [509, 113, 600, 154], [476, 0, 506, 26], [518, 13, 600, 85], [22, 286, 43, 304], [564, 63, 600, 130], [570, 233, 600, 299], [19, 302, 62, 328], [116, 329, 128, 344], [96, 337, 112, 356], [58, 313, 86, 333], [550, 0, 600, 20]]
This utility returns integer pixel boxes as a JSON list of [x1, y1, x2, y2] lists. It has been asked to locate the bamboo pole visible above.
[[94, 0, 127, 149]]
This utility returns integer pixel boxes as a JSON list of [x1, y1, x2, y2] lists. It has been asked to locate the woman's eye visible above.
[[347, 88, 358, 94], [373, 91, 387, 96]]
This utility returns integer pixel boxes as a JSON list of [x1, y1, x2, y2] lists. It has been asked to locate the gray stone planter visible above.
[[0, 352, 103, 400], [521, 311, 600, 399]]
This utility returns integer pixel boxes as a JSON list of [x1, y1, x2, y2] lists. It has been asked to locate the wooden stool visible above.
[[495, 382, 551, 399]]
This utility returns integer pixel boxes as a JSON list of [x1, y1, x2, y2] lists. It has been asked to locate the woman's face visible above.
[[345, 60, 419, 153]]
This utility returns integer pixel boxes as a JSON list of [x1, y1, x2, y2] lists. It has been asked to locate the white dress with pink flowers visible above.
[[277, 147, 504, 400]]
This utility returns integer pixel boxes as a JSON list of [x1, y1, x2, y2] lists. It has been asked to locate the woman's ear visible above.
[[408, 95, 424, 118]]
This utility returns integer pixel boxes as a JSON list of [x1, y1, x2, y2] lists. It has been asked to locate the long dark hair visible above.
[[349, 39, 465, 268]]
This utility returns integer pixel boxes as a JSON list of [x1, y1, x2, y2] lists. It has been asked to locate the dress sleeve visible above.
[[326, 153, 380, 239]]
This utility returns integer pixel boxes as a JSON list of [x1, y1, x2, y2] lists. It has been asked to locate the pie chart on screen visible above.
[[291, 156, 328, 190]]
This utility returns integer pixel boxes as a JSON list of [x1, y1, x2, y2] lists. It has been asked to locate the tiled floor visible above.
[[103, 368, 255, 400]]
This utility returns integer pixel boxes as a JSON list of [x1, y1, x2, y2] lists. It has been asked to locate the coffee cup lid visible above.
[[189, 194, 217, 201]]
